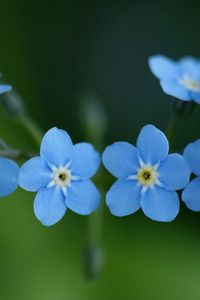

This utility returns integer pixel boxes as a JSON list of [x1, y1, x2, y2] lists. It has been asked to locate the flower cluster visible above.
[[0, 55, 200, 226], [19, 127, 101, 226], [102, 125, 190, 222], [149, 55, 200, 103]]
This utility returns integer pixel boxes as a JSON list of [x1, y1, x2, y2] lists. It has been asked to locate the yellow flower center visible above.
[[137, 166, 157, 186]]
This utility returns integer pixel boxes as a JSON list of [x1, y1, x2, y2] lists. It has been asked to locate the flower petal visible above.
[[106, 179, 141, 216], [65, 180, 100, 215], [178, 56, 200, 80], [40, 127, 73, 167], [141, 186, 179, 222], [182, 177, 200, 211], [0, 158, 19, 197], [34, 187, 66, 226], [70, 143, 100, 179], [148, 55, 179, 80], [0, 84, 12, 94], [19, 157, 52, 192], [136, 125, 169, 165], [191, 92, 200, 104], [158, 154, 191, 190], [102, 142, 139, 178], [184, 139, 200, 176], [160, 80, 191, 101]]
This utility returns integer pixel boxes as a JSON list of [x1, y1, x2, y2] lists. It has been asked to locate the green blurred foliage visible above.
[[0, 0, 200, 299]]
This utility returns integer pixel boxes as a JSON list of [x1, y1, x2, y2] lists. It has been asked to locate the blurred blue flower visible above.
[[182, 140, 200, 211], [149, 55, 200, 103], [19, 127, 101, 226], [0, 158, 19, 196], [0, 84, 12, 94], [103, 125, 190, 222]]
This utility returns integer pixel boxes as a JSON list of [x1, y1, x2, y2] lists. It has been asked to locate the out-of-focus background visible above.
[[0, 1, 200, 299]]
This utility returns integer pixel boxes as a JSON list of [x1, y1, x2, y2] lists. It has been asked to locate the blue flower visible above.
[[19, 127, 101, 226], [102, 125, 191, 222], [0, 158, 19, 196], [0, 84, 12, 94], [149, 55, 200, 103], [182, 140, 200, 211]]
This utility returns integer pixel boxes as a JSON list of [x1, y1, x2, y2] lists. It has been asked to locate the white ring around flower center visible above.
[[53, 166, 72, 187], [47, 164, 79, 196], [137, 166, 157, 186], [180, 74, 200, 92]]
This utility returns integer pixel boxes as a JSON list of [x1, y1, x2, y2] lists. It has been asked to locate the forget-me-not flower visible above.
[[19, 127, 101, 226], [0, 84, 12, 94], [0, 157, 19, 196], [149, 55, 200, 103], [102, 125, 190, 222], [182, 140, 200, 211]]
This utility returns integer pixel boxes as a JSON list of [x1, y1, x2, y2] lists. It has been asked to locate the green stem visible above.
[[165, 113, 182, 146], [88, 198, 104, 248], [16, 114, 43, 148], [165, 99, 196, 147], [85, 167, 105, 279], [79, 95, 107, 279]]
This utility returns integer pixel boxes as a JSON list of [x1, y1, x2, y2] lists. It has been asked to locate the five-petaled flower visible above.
[[0, 158, 19, 197], [0, 84, 12, 94], [149, 55, 200, 103], [182, 139, 200, 211], [102, 125, 190, 222], [19, 127, 101, 226]]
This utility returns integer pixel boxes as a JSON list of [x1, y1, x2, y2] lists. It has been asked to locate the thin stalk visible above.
[[165, 99, 196, 147], [17, 113, 43, 148], [84, 164, 106, 280], [165, 113, 182, 146]]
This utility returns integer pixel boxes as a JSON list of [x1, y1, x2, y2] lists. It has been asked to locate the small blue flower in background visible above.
[[149, 55, 200, 103], [0, 158, 19, 196], [103, 125, 190, 222], [19, 127, 101, 226], [182, 140, 200, 211], [0, 84, 12, 94]]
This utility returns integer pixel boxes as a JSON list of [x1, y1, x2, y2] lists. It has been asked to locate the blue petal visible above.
[[160, 79, 191, 101], [19, 157, 52, 192], [0, 84, 12, 94], [141, 186, 179, 222], [191, 92, 200, 104], [136, 125, 169, 165], [0, 158, 19, 197], [182, 177, 200, 211], [184, 139, 200, 176], [178, 56, 200, 81], [102, 142, 139, 178], [65, 180, 100, 215], [148, 55, 179, 80], [40, 127, 73, 167], [34, 187, 66, 226], [106, 179, 141, 216], [70, 143, 100, 179], [158, 154, 191, 190]]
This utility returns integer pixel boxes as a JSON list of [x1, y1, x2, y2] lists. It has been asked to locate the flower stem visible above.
[[84, 168, 105, 279], [165, 113, 181, 146], [0, 91, 43, 149], [165, 99, 196, 146], [79, 94, 107, 279], [16, 113, 43, 148]]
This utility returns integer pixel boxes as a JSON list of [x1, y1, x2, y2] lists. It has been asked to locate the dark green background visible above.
[[0, 1, 200, 299]]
